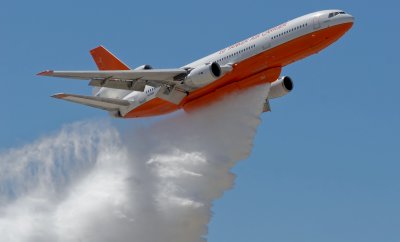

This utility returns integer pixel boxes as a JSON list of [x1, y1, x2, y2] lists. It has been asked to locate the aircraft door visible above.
[[313, 16, 321, 29]]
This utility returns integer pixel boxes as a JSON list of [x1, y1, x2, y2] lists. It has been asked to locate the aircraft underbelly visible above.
[[123, 96, 179, 118]]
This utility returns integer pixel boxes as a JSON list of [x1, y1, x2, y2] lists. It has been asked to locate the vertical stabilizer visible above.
[[90, 46, 131, 96], [90, 46, 131, 70]]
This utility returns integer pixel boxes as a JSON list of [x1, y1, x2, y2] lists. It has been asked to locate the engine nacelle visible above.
[[134, 64, 153, 70], [184, 62, 222, 88], [269, 76, 294, 99]]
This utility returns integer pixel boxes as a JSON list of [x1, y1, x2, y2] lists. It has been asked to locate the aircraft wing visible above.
[[38, 69, 188, 92], [52, 93, 131, 111], [38, 69, 187, 81]]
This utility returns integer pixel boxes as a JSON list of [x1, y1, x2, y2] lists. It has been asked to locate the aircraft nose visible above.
[[328, 12, 355, 26], [344, 13, 355, 23]]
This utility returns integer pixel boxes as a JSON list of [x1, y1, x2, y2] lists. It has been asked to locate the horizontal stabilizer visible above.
[[52, 93, 131, 111]]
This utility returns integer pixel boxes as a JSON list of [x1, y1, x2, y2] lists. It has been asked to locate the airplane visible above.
[[38, 10, 354, 118]]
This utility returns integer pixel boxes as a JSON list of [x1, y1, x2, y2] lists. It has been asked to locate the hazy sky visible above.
[[1, 0, 399, 242]]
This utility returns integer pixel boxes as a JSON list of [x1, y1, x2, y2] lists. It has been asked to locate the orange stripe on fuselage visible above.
[[124, 22, 353, 118], [182, 22, 353, 105], [183, 67, 282, 112]]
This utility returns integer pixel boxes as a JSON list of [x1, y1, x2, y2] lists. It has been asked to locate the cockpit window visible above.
[[328, 11, 346, 18]]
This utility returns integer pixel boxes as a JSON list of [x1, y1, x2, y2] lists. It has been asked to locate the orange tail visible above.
[[90, 46, 131, 70]]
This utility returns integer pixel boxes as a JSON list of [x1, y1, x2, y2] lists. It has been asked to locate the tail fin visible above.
[[90, 46, 131, 96], [90, 46, 131, 70]]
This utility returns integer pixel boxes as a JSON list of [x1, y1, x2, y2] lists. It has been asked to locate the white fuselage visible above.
[[97, 9, 353, 112]]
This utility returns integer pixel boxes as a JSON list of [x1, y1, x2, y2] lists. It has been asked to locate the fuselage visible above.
[[112, 10, 353, 118]]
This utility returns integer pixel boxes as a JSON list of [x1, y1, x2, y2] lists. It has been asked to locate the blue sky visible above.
[[1, 0, 399, 241]]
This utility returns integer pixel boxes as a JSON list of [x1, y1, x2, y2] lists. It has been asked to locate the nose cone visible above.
[[343, 13, 355, 24], [340, 13, 354, 31]]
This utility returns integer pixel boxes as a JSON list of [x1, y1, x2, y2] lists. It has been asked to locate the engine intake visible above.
[[184, 62, 222, 88], [269, 76, 293, 99]]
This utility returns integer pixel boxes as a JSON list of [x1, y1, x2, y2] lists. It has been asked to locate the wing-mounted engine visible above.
[[263, 76, 294, 112], [268, 76, 293, 99], [183, 62, 223, 88]]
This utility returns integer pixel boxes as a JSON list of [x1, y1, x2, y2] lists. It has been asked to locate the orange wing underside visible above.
[[123, 22, 352, 118]]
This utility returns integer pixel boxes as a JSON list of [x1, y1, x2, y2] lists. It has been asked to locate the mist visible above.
[[0, 84, 269, 242]]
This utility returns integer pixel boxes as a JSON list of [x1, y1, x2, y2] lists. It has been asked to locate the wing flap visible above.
[[52, 93, 131, 111], [88, 78, 166, 92]]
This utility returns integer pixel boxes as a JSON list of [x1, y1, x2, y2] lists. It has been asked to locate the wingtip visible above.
[[37, 70, 54, 76], [51, 93, 67, 99]]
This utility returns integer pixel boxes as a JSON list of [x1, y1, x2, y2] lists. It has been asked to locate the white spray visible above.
[[0, 84, 269, 242]]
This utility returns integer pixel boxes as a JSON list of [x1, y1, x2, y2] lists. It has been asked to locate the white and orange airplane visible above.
[[38, 10, 353, 118]]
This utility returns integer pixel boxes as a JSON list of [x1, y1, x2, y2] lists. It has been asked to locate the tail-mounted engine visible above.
[[134, 64, 153, 70]]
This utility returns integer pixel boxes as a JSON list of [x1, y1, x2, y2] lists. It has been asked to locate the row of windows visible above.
[[271, 23, 308, 40], [145, 87, 155, 94], [216, 44, 256, 63]]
